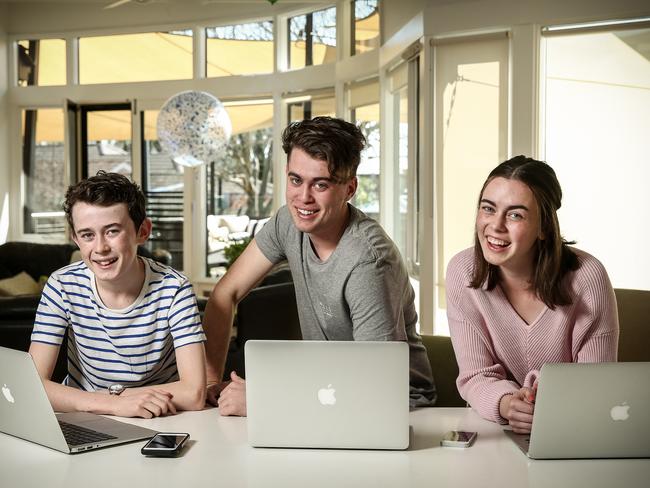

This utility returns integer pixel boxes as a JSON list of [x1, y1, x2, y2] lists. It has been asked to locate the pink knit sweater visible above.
[[446, 247, 619, 424]]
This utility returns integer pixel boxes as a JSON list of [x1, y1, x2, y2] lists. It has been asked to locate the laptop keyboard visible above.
[[59, 420, 117, 447]]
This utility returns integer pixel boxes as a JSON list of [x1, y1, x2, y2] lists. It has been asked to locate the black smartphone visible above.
[[141, 432, 190, 457]]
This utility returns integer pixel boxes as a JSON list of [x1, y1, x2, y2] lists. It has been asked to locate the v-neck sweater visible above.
[[446, 247, 619, 423]]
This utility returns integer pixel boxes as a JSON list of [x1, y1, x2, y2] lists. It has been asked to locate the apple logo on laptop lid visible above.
[[610, 402, 630, 421], [2, 384, 15, 404], [318, 384, 336, 406]]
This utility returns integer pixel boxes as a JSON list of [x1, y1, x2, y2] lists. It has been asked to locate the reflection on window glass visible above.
[[22, 108, 66, 235], [206, 102, 274, 277], [142, 110, 184, 269], [85, 109, 132, 179], [395, 86, 408, 258], [289, 6, 337, 70], [352, 0, 380, 55], [543, 27, 650, 290], [352, 103, 380, 221], [392, 84, 419, 323], [206, 21, 273, 77], [288, 94, 336, 122], [79, 31, 193, 84], [434, 37, 509, 334], [17, 39, 66, 87]]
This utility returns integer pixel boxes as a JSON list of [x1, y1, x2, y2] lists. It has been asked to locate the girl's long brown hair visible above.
[[470, 156, 579, 308]]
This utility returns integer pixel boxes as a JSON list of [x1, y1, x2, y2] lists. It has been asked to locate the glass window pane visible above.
[[22, 108, 66, 236], [79, 31, 193, 84], [206, 21, 274, 77], [288, 93, 336, 122], [434, 37, 509, 334], [393, 84, 420, 325], [543, 28, 650, 290], [206, 102, 274, 277], [394, 86, 408, 257], [353, 103, 380, 221], [289, 6, 337, 70], [17, 39, 66, 87], [86, 109, 132, 179], [352, 0, 380, 55], [142, 110, 184, 270]]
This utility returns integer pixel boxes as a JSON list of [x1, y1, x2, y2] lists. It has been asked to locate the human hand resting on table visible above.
[[217, 372, 247, 416], [206, 380, 230, 407], [499, 385, 536, 434], [114, 388, 176, 419]]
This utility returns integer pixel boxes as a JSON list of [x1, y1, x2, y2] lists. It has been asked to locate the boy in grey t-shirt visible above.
[[204, 117, 436, 415]]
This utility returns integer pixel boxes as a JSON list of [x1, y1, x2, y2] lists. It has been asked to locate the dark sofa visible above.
[[0, 242, 79, 381]]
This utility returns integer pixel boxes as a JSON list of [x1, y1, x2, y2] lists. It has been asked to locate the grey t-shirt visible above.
[[255, 204, 436, 406]]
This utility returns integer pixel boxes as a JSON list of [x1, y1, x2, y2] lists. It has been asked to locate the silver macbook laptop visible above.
[[0, 346, 157, 454], [245, 340, 410, 450], [505, 362, 650, 459]]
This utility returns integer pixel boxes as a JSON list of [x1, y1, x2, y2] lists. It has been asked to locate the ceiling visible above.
[[1, 0, 329, 4]]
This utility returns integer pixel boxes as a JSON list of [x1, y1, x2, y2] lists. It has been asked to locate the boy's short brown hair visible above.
[[281, 116, 366, 183], [63, 171, 146, 232]]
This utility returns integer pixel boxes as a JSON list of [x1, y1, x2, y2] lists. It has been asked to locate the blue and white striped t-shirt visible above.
[[31, 256, 206, 391]]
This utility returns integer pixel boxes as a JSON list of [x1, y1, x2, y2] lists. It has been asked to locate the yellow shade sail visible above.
[[22, 108, 64, 143], [79, 32, 194, 84]]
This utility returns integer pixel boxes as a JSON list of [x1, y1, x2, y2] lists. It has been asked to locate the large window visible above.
[[433, 35, 510, 334], [206, 21, 274, 77], [81, 105, 132, 179], [387, 56, 421, 322], [17, 39, 66, 87], [352, 0, 380, 55], [79, 30, 193, 84], [206, 100, 274, 277], [21, 108, 67, 236], [287, 90, 336, 122], [141, 110, 184, 270], [388, 61, 417, 270], [541, 24, 650, 290], [288, 6, 337, 70], [349, 79, 380, 221]]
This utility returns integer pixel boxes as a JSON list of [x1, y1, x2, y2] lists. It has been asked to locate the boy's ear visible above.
[[137, 218, 153, 243], [346, 177, 358, 201]]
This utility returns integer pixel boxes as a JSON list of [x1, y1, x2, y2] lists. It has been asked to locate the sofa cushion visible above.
[[0, 272, 41, 296]]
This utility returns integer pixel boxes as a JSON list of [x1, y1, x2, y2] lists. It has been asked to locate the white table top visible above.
[[2, 407, 649, 488]]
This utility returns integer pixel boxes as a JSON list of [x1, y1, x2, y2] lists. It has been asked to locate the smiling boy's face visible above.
[[284, 147, 357, 241], [71, 202, 150, 286]]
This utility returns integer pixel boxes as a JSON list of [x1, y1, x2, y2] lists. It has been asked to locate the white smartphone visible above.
[[440, 430, 477, 448]]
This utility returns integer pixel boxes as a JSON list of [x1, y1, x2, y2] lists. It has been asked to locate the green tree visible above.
[[211, 127, 273, 218]]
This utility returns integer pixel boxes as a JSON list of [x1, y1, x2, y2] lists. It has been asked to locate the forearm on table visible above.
[[144, 341, 207, 411], [203, 293, 236, 384], [125, 380, 204, 411], [42, 380, 118, 414]]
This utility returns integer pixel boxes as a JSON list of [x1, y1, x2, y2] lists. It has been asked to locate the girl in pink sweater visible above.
[[446, 156, 618, 433]]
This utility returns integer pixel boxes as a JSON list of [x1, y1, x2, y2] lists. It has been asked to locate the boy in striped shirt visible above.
[[29, 172, 206, 418]]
